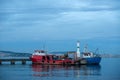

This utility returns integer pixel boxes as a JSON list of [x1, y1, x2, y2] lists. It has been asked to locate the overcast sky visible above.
[[0, 0, 120, 53]]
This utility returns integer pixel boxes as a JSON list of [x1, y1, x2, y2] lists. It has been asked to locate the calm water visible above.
[[0, 58, 120, 80]]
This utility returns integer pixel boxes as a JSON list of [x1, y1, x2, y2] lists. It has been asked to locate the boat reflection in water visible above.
[[32, 64, 101, 77]]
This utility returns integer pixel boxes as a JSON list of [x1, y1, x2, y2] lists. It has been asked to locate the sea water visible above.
[[0, 58, 120, 80]]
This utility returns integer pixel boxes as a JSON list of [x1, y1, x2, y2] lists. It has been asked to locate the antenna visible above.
[[43, 41, 47, 54], [95, 48, 99, 54], [43, 41, 46, 50], [84, 44, 88, 52]]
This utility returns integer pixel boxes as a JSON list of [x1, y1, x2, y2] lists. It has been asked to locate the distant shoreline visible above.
[[0, 50, 120, 58], [100, 54, 120, 58]]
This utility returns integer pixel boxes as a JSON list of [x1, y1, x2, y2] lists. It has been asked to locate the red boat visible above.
[[30, 50, 75, 65]]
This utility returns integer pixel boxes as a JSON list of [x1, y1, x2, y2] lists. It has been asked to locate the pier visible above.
[[0, 57, 31, 65]]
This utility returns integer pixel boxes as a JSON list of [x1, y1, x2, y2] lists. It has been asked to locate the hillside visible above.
[[0, 51, 32, 57], [0, 50, 120, 58]]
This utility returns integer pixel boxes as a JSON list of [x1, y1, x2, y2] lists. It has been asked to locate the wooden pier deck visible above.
[[0, 57, 31, 65]]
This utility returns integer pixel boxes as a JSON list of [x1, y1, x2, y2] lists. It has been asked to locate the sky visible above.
[[0, 0, 120, 54]]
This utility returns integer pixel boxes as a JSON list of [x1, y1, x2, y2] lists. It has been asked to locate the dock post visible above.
[[0, 60, 2, 65], [22, 60, 26, 65], [11, 60, 15, 65]]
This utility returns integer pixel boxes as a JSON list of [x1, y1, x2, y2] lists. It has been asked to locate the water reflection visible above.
[[32, 64, 101, 77], [73, 65, 101, 77]]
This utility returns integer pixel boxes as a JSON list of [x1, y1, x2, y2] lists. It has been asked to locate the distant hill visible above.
[[100, 53, 120, 58], [0, 51, 32, 57], [0, 50, 120, 58]]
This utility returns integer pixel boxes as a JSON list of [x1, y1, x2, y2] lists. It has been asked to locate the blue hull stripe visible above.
[[84, 57, 101, 64]]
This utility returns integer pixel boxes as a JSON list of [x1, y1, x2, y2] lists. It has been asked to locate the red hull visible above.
[[30, 55, 74, 65]]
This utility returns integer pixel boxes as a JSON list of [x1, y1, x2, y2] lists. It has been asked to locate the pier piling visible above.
[[0, 57, 31, 65], [22, 60, 26, 65], [0, 60, 2, 65], [11, 60, 15, 65]]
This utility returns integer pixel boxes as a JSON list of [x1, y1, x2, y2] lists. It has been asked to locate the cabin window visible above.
[[42, 56, 45, 60], [41, 50, 45, 53], [47, 56, 50, 60], [53, 56, 59, 60], [53, 61, 55, 63]]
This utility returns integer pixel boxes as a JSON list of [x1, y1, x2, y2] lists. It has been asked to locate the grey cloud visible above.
[[0, 0, 120, 41]]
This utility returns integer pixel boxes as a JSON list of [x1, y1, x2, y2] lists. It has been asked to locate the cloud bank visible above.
[[0, 0, 119, 40]]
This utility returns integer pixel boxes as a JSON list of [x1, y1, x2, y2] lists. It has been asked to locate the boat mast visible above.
[[84, 44, 88, 53], [76, 41, 80, 58]]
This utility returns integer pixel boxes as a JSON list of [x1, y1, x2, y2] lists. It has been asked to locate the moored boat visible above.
[[82, 44, 101, 64], [30, 41, 101, 65], [30, 50, 74, 65]]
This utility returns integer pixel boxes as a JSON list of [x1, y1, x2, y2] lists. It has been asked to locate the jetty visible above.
[[0, 57, 31, 65]]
